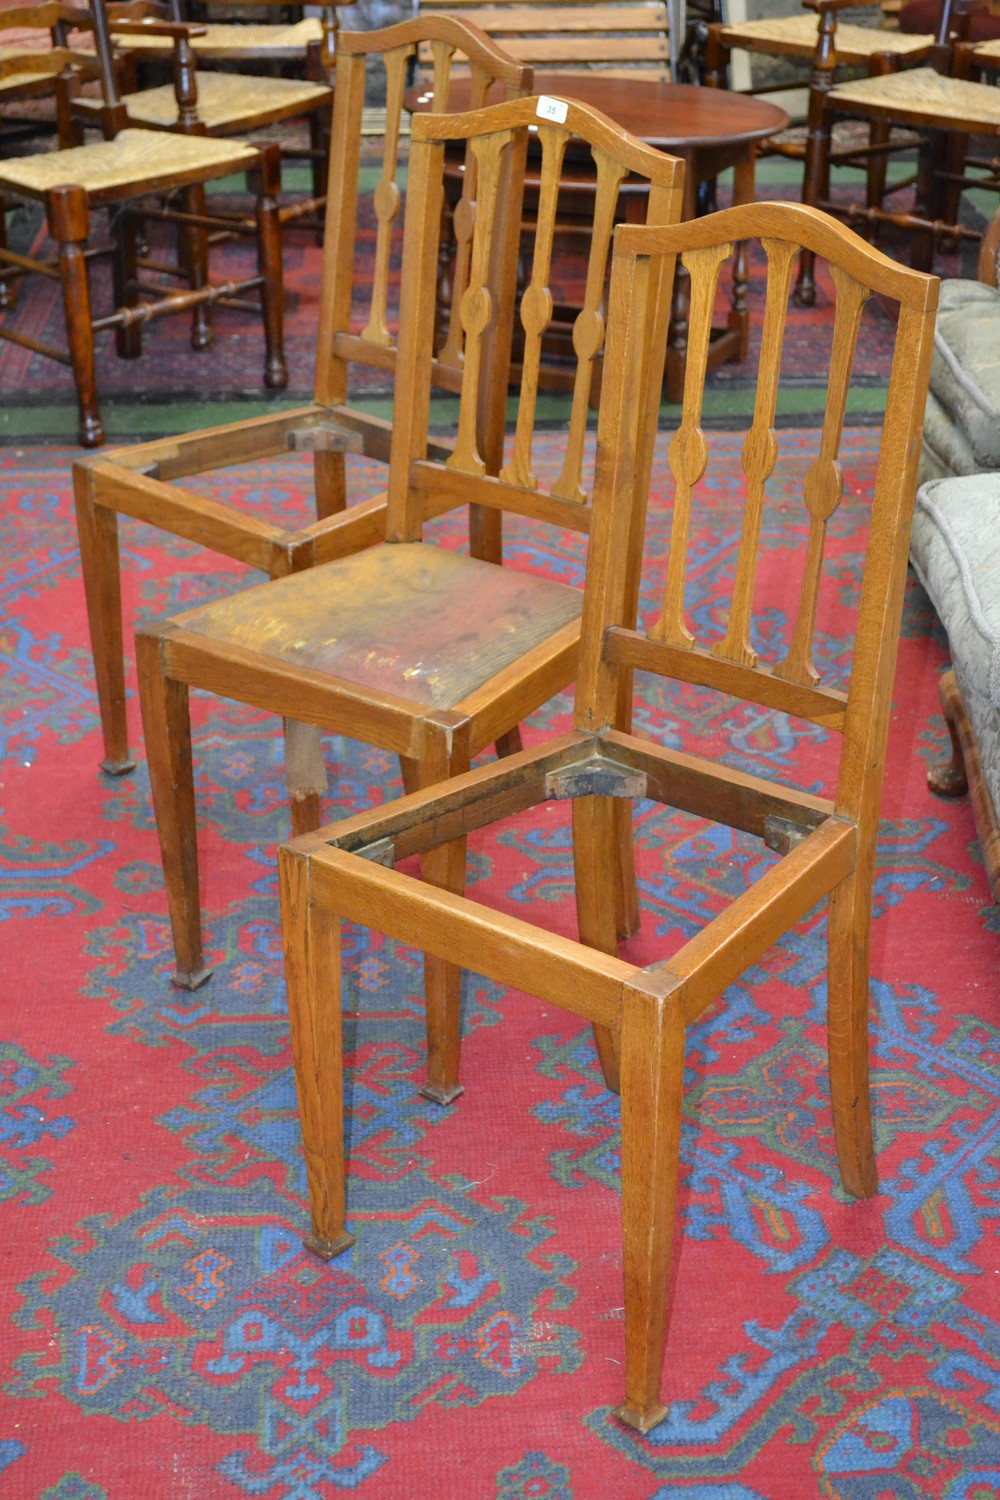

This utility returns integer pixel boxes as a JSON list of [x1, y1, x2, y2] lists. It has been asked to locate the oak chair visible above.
[[276, 200, 938, 1431], [0, 10, 286, 447], [72, 0, 333, 234], [798, 0, 1000, 299], [134, 97, 685, 1115], [73, 16, 533, 779]]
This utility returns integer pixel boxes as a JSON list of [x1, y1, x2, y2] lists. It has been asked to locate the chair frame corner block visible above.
[[277, 201, 939, 1432]]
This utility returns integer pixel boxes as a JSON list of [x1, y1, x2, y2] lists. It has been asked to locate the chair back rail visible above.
[[577, 201, 938, 835], [384, 95, 684, 547], [416, 0, 671, 79]]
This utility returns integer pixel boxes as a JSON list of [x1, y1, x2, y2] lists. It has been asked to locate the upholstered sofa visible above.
[[911, 215, 1000, 900], [910, 477, 1000, 901]]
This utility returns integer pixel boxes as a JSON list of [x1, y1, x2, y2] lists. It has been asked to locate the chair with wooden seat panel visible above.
[[275, 199, 937, 1432], [0, 13, 286, 447], [72, 0, 333, 233], [72, 16, 533, 782], [134, 97, 685, 1119]]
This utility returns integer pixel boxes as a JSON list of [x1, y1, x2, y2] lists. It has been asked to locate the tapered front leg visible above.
[[73, 462, 135, 775], [417, 715, 471, 1106], [615, 975, 686, 1435], [136, 624, 211, 990], [573, 795, 623, 1093], [279, 844, 355, 1260], [826, 872, 878, 1201]]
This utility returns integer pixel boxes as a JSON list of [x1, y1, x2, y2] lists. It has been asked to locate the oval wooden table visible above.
[[407, 77, 790, 400]]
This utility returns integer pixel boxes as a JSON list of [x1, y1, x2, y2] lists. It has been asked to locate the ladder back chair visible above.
[[73, 16, 532, 780], [108, 0, 339, 78], [0, 8, 286, 447], [276, 200, 938, 1432], [798, 0, 1000, 298], [706, 0, 934, 248], [134, 96, 685, 1120], [73, 0, 333, 234]]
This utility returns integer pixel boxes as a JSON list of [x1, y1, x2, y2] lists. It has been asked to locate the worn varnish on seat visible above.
[[72, 16, 532, 779], [132, 95, 685, 1127], [275, 201, 938, 1431]]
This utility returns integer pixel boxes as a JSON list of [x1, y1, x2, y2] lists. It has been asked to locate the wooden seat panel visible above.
[[175, 544, 583, 708]]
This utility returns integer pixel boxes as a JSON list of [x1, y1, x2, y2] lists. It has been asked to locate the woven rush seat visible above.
[[769, 116, 919, 154], [111, 18, 323, 59], [175, 544, 584, 708], [714, 14, 933, 62], [0, 125, 257, 199], [74, 70, 330, 131], [830, 65, 1000, 128], [910, 475, 1000, 899], [972, 36, 1000, 61]]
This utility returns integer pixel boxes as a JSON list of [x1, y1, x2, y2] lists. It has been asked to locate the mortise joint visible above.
[[344, 835, 396, 868], [763, 814, 813, 856], [286, 422, 364, 454], [545, 755, 647, 802]]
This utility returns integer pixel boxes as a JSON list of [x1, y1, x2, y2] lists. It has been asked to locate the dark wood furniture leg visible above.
[[928, 666, 1000, 902], [49, 184, 104, 448], [253, 143, 288, 390]]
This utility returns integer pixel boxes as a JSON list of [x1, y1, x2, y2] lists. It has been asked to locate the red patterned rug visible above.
[[1, 430, 997, 1498]]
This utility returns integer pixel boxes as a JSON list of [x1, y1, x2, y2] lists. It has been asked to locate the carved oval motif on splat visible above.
[[668, 424, 709, 486], [572, 308, 605, 363], [373, 177, 401, 224], [741, 424, 779, 480], [520, 282, 554, 337], [453, 194, 476, 247], [460, 283, 493, 339], [803, 455, 843, 521]]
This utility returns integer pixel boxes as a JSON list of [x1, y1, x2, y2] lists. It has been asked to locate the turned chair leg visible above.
[[616, 977, 685, 1433], [49, 185, 104, 448], [826, 873, 878, 1201], [417, 717, 471, 1106], [112, 204, 143, 360], [279, 843, 356, 1260], [136, 625, 212, 990], [0, 195, 16, 311], [73, 464, 135, 775], [253, 143, 288, 390], [180, 181, 214, 353], [573, 795, 624, 1092]]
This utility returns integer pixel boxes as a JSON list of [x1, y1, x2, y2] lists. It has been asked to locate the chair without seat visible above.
[[134, 95, 685, 1117], [72, 16, 532, 780], [276, 200, 937, 1430], [0, 11, 286, 446]]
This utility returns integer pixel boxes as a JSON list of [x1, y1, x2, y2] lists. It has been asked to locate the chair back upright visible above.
[[0, 3, 98, 141], [383, 94, 685, 555], [577, 201, 938, 840], [311, 18, 532, 519]]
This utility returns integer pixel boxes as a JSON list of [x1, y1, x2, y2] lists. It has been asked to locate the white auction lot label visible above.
[[535, 95, 569, 124]]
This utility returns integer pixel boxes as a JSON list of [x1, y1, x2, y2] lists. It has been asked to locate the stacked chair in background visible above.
[[0, 1, 287, 446]]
